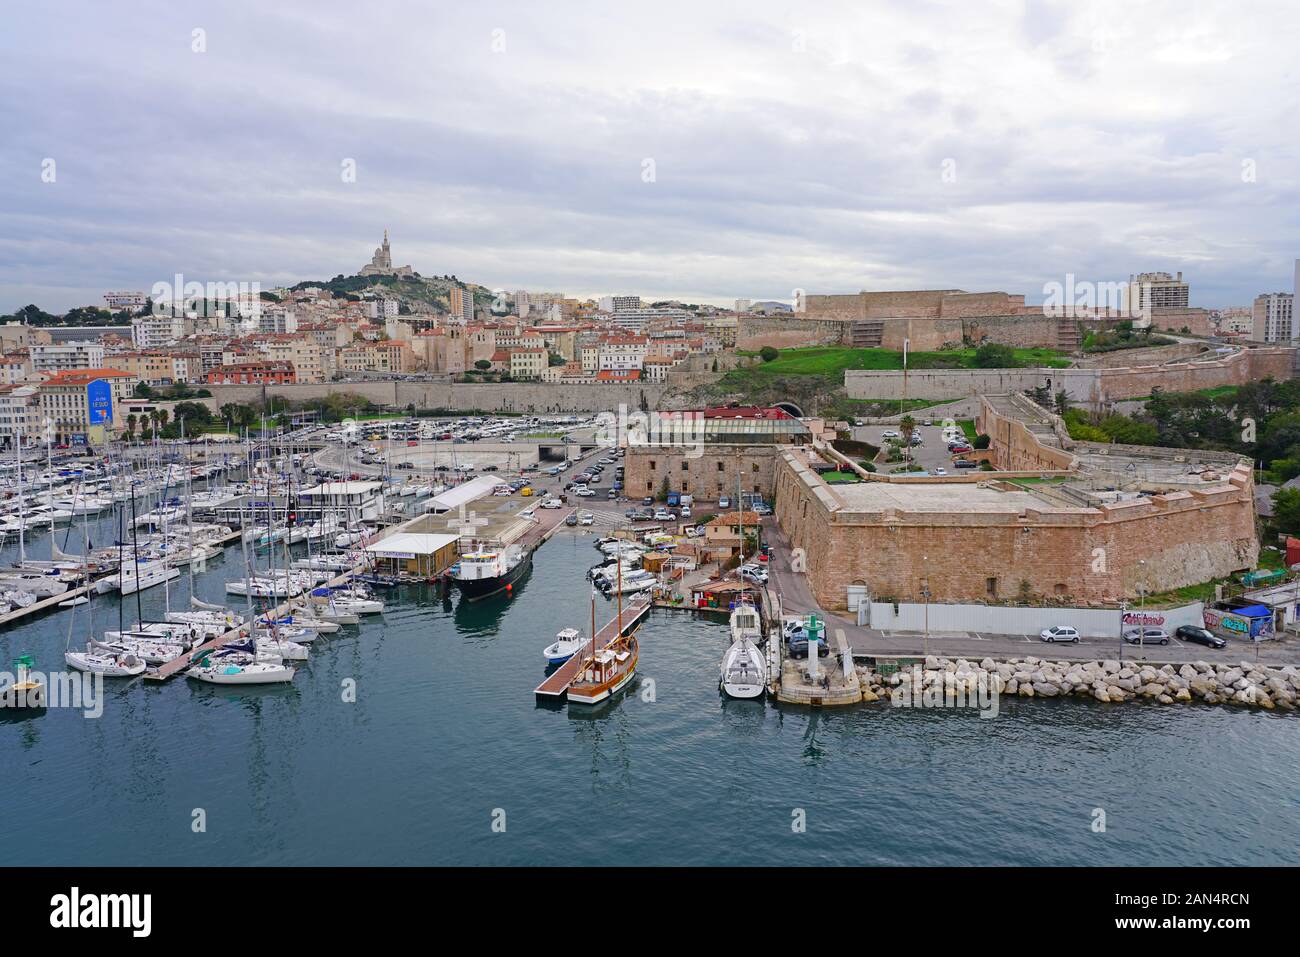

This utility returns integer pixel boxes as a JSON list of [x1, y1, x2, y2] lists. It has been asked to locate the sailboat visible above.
[[720, 599, 766, 699], [567, 551, 639, 706], [66, 639, 146, 677]]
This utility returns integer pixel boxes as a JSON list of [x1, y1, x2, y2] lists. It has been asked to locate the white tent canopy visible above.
[[426, 475, 509, 514]]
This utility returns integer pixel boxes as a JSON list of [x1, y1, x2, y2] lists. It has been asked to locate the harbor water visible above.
[[2, 528, 1298, 866]]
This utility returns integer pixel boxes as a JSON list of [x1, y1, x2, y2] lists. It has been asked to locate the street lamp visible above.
[[921, 555, 931, 659]]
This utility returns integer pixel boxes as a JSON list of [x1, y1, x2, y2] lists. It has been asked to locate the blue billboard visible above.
[[87, 379, 113, 425]]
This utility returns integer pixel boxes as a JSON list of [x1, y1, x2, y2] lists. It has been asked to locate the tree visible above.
[[899, 414, 916, 447], [134, 382, 155, 399], [125, 413, 137, 438], [973, 343, 1017, 368], [759, 346, 779, 363], [1272, 487, 1300, 536], [156, 410, 169, 430], [474, 359, 491, 371], [172, 401, 213, 426], [1053, 390, 1069, 416], [974, 433, 991, 450]]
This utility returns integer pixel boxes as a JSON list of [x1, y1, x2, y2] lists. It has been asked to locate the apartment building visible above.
[[31, 340, 105, 373], [38, 368, 138, 444], [598, 335, 648, 372], [0, 384, 41, 449], [245, 334, 326, 383], [508, 346, 547, 380], [205, 361, 296, 385], [131, 313, 186, 348], [1130, 271, 1190, 310], [1253, 293, 1295, 343], [111, 351, 178, 386], [598, 295, 642, 313]]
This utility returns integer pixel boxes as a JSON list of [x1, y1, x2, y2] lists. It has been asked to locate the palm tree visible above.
[[126, 413, 137, 438], [157, 409, 169, 430]]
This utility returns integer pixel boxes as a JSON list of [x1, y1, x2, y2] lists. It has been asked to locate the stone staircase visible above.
[[1055, 318, 1082, 351], [849, 320, 884, 348]]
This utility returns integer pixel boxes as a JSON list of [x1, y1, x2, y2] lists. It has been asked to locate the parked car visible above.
[[881, 429, 900, 439], [642, 496, 654, 506], [933, 467, 947, 476], [718, 496, 731, 509], [576, 488, 596, 497], [740, 565, 768, 584], [1039, 625, 1080, 643], [680, 505, 692, 519], [1176, 625, 1226, 649], [786, 625, 828, 659], [565, 513, 579, 526], [1123, 627, 1170, 646], [954, 459, 979, 469], [540, 498, 562, 509], [397, 462, 415, 470], [579, 512, 594, 526], [653, 509, 675, 521]]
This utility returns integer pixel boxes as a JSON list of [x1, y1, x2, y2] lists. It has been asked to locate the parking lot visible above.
[[848, 422, 976, 475]]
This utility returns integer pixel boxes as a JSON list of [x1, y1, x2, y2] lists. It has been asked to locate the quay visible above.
[[534, 594, 651, 699]]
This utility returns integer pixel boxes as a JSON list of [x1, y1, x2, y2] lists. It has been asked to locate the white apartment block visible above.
[[598, 295, 642, 314], [132, 314, 186, 348], [1253, 293, 1295, 343], [606, 307, 689, 332], [598, 337, 648, 371], [30, 340, 105, 373], [104, 291, 148, 312], [0, 385, 40, 448], [256, 309, 299, 335]]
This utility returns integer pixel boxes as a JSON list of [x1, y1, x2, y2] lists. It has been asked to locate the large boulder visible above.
[[1032, 681, 1060, 697]]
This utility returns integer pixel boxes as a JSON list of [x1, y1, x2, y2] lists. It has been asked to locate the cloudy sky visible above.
[[3, 0, 1298, 313]]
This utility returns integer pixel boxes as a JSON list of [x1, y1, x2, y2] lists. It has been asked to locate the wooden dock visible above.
[[534, 594, 651, 699], [0, 579, 100, 629], [145, 561, 370, 681]]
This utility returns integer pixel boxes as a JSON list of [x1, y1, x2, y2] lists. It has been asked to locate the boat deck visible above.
[[534, 594, 651, 698]]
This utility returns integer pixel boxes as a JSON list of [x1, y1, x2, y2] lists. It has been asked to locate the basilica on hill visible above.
[[359, 229, 414, 277]]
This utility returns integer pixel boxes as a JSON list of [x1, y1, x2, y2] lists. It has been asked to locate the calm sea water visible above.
[[2, 526, 1298, 866]]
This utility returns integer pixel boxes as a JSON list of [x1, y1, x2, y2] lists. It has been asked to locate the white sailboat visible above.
[[720, 601, 767, 699]]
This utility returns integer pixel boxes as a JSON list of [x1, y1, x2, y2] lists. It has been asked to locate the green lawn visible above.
[[736, 346, 1071, 377]]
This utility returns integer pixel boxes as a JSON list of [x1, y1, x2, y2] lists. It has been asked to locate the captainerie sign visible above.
[[86, 378, 113, 425]]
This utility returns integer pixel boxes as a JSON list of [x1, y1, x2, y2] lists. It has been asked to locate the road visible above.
[[760, 518, 1300, 667]]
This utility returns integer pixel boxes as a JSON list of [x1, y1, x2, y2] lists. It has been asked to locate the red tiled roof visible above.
[[41, 368, 136, 386]]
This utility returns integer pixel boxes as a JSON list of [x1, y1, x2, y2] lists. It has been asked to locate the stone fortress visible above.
[[774, 393, 1257, 611]]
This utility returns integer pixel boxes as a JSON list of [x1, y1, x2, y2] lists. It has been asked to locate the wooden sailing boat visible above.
[[566, 535, 639, 705]]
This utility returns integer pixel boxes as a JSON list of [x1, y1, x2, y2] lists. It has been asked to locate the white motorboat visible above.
[[603, 570, 657, 595], [720, 602, 767, 699], [543, 627, 586, 664]]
